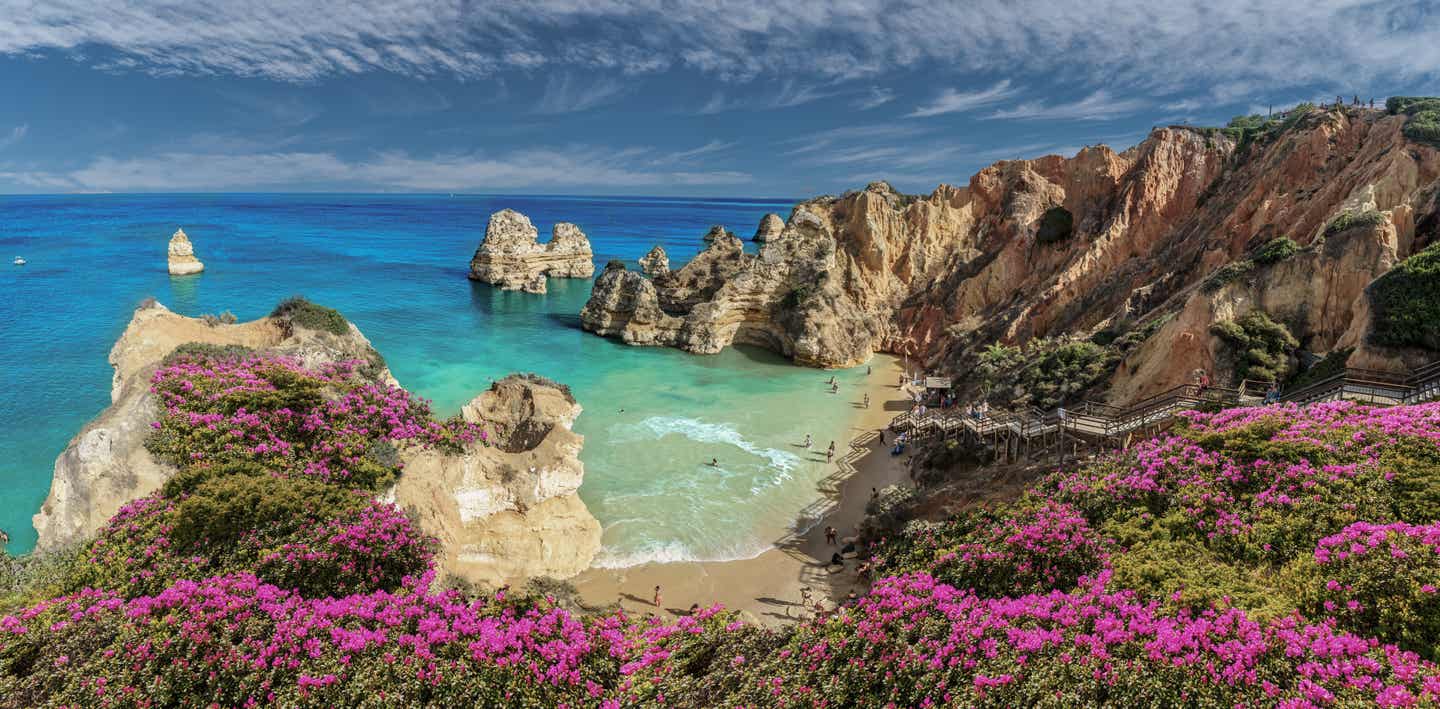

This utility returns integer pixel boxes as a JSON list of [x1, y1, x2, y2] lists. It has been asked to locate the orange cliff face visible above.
[[580, 107, 1440, 399]]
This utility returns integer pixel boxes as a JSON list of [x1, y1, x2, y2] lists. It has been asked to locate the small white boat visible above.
[[12, 256, 24, 266]]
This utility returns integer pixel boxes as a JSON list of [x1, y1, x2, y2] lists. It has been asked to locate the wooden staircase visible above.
[[889, 359, 1440, 462]]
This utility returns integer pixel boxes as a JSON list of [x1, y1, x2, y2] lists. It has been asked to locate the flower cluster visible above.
[[146, 353, 485, 488], [1304, 521, 1440, 660], [5, 363, 1440, 706]]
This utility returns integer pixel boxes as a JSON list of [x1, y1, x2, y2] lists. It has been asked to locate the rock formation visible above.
[[639, 245, 669, 275], [753, 213, 784, 242], [33, 301, 601, 585], [391, 375, 600, 583], [166, 228, 204, 275], [702, 225, 733, 242], [581, 108, 1440, 395], [468, 209, 595, 294]]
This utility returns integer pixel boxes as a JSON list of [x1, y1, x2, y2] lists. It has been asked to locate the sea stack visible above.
[[468, 209, 595, 294], [753, 213, 784, 242], [166, 228, 204, 275], [639, 244, 670, 276], [702, 224, 733, 242]]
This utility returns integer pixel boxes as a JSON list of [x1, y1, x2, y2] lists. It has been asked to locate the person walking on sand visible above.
[[803, 433, 812, 448], [831, 382, 839, 394], [828, 375, 835, 386], [825, 526, 837, 545], [863, 393, 870, 408], [867, 365, 872, 375], [653, 585, 662, 608], [827, 441, 836, 461], [878, 428, 886, 445]]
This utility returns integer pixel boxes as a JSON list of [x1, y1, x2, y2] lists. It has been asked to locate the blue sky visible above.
[[1, 1, 1437, 197]]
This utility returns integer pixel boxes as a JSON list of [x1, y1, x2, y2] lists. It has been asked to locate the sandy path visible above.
[[569, 354, 917, 624]]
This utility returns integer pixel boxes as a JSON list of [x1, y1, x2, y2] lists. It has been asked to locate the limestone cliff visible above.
[[391, 375, 601, 584], [753, 213, 784, 242], [34, 301, 601, 585], [468, 209, 595, 294], [166, 228, 204, 275], [639, 245, 669, 276], [581, 107, 1440, 393]]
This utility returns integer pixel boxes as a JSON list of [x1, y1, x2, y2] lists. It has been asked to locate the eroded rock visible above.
[[468, 210, 595, 294], [167, 228, 204, 275]]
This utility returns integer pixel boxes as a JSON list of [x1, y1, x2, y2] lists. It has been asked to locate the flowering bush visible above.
[[643, 573, 1440, 707], [146, 353, 483, 490], [880, 499, 1110, 597], [1302, 521, 1440, 660], [5, 358, 1440, 707]]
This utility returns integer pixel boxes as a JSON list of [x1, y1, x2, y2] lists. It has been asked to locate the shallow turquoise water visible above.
[[0, 194, 874, 563]]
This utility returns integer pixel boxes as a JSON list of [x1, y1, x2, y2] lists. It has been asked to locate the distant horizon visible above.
[[4, 2, 1431, 196]]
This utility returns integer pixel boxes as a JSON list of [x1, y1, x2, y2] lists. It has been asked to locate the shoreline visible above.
[[569, 353, 915, 623]]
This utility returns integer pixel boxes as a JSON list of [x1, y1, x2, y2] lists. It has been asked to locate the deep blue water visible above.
[[0, 194, 877, 562]]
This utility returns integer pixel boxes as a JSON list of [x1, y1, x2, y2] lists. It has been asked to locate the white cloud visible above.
[[534, 74, 632, 114], [0, 124, 27, 150], [855, 86, 896, 110], [1, 146, 752, 192], [908, 80, 1019, 117], [3, 1, 1432, 96], [651, 140, 739, 164], [986, 90, 1149, 121]]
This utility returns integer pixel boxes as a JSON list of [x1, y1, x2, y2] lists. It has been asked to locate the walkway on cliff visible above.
[[890, 359, 1440, 461]]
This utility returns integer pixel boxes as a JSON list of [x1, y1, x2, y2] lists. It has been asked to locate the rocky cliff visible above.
[[468, 209, 595, 294], [391, 375, 600, 584], [166, 228, 204, 275], [753, 213, 784, 242], [639, 245, 669, 275], [581, 106, 1440, 396], [34, 301, 601, 584]]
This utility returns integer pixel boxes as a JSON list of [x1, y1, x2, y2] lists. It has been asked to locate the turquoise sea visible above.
[[0, 194, 876, 564]]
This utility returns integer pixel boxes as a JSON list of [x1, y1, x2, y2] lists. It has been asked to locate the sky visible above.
[[0, 1, 1438, 197]]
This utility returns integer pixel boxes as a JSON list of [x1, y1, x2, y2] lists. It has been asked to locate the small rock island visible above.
[[468, 209, 595, 293], [166, 227, 204, 275]]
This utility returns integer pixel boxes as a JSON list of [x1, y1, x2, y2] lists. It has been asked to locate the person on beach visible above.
[[866, 366, 872, 375], [863, 393, 870, 408], [709, 458, 719, 467], [831, 382, 839, 394], [870, 487, 880, 501], [653, 585, 663, 608], [830, 552, 844, 568], [898, 374, 904, 388], [825, 526, 837, 544], [828, 375, 836, 386], [803, 433, 812, 448]]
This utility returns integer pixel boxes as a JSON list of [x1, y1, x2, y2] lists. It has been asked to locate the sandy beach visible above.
[[570, 353, 916, 624]]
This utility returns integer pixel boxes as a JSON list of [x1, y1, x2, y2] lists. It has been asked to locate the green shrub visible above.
[[1324, 209, 1386, 236], [1035, 206, 1074, 245], [270, 296, 349, 335], [1404, 109, 1440, 149], [1286, 347, 1353, 391], [1368, 241, 1440, 350], [1386, 96, 1440, 115], [1253, 237, 1300, 265], [162, 342, 255, 365], [1210, 310, 1298, 382], [1202, 259, 1254, 292]]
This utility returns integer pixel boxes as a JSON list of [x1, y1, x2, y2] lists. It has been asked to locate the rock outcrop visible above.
[[753, 213, 784, 242], [581, 108, 1440, 393], [166, 228, 204, 275], [639, 245, 669, 276], [702, 225, 733, 242], [468, 210, 595, 294], [33, 301, 602, 585], [391, 375, 600, 584]]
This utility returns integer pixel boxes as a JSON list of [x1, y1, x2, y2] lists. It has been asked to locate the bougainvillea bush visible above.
[[5, 345, 1440, 708]]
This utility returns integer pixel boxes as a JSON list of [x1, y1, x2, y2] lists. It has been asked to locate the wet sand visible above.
[[570, 353, 917, 624]]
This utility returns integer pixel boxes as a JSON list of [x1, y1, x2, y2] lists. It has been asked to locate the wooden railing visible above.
[[889, 359, 1440, 461]]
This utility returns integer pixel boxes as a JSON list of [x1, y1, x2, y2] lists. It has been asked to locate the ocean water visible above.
[[0, 194, 876, 564]]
